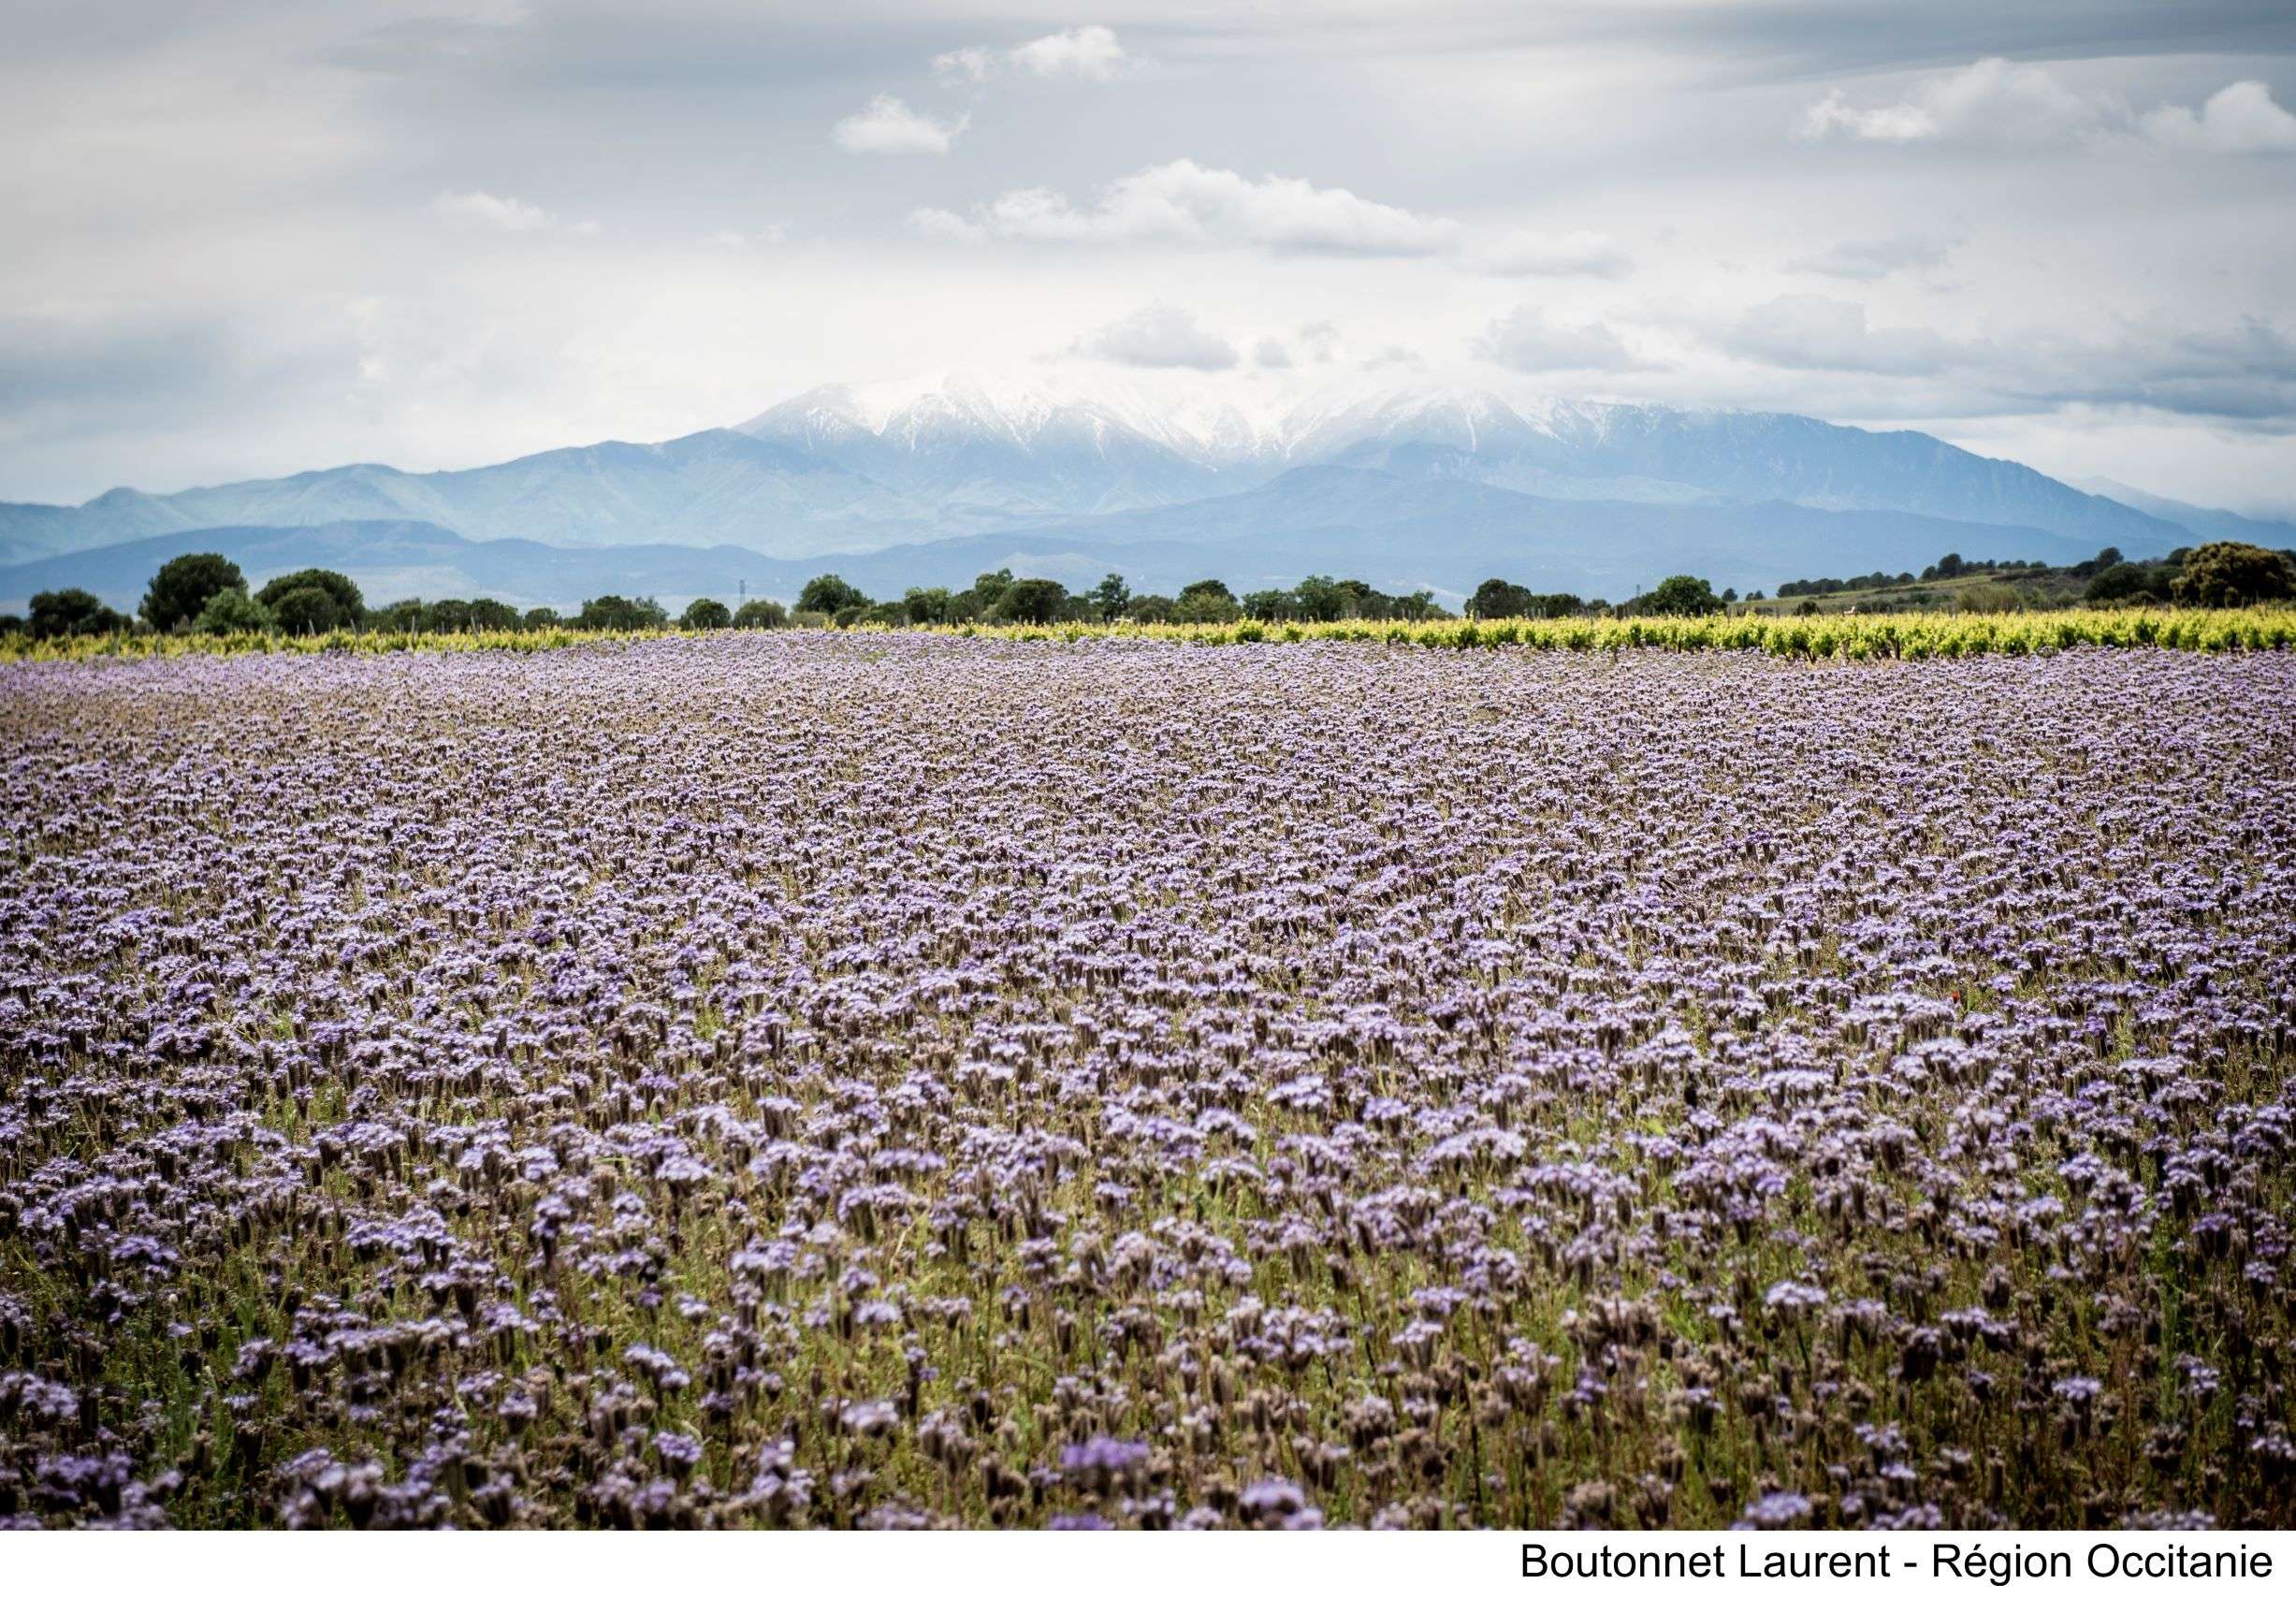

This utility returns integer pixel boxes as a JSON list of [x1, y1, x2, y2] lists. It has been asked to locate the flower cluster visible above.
[[0, 634, 2290, 1529]]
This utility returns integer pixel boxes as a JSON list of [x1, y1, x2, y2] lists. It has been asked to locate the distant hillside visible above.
[[0, 479, 2105, 614], [1, 379, 2198, 581]]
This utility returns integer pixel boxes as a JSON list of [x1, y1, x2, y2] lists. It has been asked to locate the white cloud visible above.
[[1474, 228, 1633, 279], [928, 159, 1456, 255], [907, 206, 984, 242], [433, 190, 553, 230], [1074, 303, 1239, 370], [937, 25, 1135, 83], [1787, 235, 1956, 282], [1473, 306, 1645, 371], [2140, 81, 2296, 154], [1798, 58, 2100, 144], [1252, 336, 1292, 369], [1803, 60, 2296, 155], [833, 94, 967, 155]]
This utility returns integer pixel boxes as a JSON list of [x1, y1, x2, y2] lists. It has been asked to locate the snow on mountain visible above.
[[3, 371, 2208, 578]]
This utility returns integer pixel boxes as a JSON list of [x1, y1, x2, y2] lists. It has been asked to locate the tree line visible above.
[[13, 542, 2280, 645]]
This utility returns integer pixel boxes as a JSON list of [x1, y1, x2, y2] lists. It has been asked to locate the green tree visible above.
[[467, 598, 521, 631], [1292, 574, 1350, 622], [371, 598, 426, 632], [28, 588, 129, 639], [255, 568, 364, 623], [423, 599, 473, 632], [2172, 541, 2294, 608], [996, 577, 1068, 624], [1240, 588, 1295, 621], [1643, 574, 1724, 617], [577, 594, 668, 631], [733, 599, 788, 629], [681, 597, 733, 630], [193, 588, 272, 634], [142, 553, 244, 632], [1171, 584, 1240, 623], [524, 606, 562, 629], [1125, 594, 1176, 623], [267, 585, 342, 634], [1086, 573, 1131, 620], [2084, 562, 2158, 603], [799, 574, 869, 614], [1469, 579, 1534, 619], [970, 569, 1015, 609], [902, 587, 952, 625]]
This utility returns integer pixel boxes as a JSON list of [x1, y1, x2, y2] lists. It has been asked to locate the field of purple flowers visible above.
[[1, 633, 2292, 1530]]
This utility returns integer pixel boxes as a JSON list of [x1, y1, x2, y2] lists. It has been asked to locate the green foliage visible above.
[[254, 567, 364, 621], [141, 552, 245, 632], [577, 594, 670, 631], [1171, 588, 1240, 624], [467, 598, 521, 631], [733, 599, 788, 629], [267, 585, 343, 634], [680, 597, 733, 630], [2085, 562, 2167, 603], [2172, 541, 2296, 608], [27, 587, 130, 639], [901, 587, 951, 625], [192, 587, 272, 635], [798, 574, 869, 614], [1954, 581, 2024, 615], [424, 598, 474, 632], [1641, 574, 1724, 617], [1086, 573, 1131, 620], [524, 606, 561, 629], [995, 577, 1068, 624], [371, 598, 426, 632]]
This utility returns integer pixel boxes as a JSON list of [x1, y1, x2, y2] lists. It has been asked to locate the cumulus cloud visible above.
[[1801, 59, 2296, 154], [1799, 58, 2100, 144], [833, 94, 967, 155], [937, 26, 1135, 82], [1473, 307, 1646, 371], [1474, 229, 1633, 279], [1074, 303, 1239, 370], [433, 190, 554, 230], [918, 159, 1455, 255], [2140, 80, 2296, 154], [1787, 235, 1956, 281]]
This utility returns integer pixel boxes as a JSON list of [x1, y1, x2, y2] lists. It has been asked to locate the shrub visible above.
[[733, 600, 788, 629], [680, 598, 733, 630], [2172, 541, 2295, 608], [192, 588, 273, 635]]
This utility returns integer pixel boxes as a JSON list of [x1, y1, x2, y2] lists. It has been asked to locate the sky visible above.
[[3, 1, 2294, 513]]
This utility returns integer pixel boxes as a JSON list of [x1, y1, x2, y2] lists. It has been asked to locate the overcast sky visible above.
[[4, 1, 2293, 511]]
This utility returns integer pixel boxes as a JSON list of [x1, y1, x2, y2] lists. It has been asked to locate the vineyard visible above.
[[3, 604, 2294, 665]]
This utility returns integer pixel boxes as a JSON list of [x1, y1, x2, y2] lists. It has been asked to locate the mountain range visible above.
[[3, 373, 2286, 611]]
